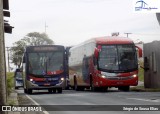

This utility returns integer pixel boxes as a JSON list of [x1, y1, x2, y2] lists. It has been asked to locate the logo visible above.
[[133, 0, 160, 13], [2, 106, 11, 111], [1, 106, 42, 112]]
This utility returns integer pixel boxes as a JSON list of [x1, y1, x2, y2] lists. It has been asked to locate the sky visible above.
[[4, 0, 160, 47]]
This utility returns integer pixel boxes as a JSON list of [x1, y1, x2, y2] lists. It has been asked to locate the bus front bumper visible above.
[[26, 80, 65, 90], [96, 76, 138, 87]]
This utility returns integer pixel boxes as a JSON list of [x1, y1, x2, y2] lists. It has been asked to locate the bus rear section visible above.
[[23, 45, 66, 94], [69, 37, 142, 91]]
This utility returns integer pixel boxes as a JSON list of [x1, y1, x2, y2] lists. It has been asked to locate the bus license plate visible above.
[[44, 83, 50, 86], [117, 82, 123, 84]]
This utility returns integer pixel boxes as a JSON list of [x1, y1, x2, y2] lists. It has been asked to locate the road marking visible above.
[[127, 98, 160, 102], [26, 95, 49, 114]]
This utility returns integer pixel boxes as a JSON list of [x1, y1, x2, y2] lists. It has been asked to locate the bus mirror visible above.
[[97, 45, 102, 50], [94, 45, 101, 59], [94, 48, 99, 59], [135, 46, 142, 58]]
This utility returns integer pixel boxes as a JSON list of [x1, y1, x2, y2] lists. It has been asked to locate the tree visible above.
[[24, 32, 54, 46], [10, 32, 54, 67]]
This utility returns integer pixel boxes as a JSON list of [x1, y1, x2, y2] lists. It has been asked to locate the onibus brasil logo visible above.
[[135, 0, 158, 11]]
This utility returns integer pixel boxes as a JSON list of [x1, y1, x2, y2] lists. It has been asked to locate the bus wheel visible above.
[[100, 87, 108, 92], [52, 89, 56, 93], [48, 89, 52, 93], [123, 86, 130, 91], [57, 88, 62, 93], [79, 87, 84, 91], [118, 86, 130, 91], [24, 88, 28, 94], [74, 77, 79, 91], [28, 89, 32, 94], [15, 87, 18, 90], [90, 77, 95, 91]]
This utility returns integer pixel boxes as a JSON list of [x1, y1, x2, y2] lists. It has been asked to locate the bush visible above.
[[138, 59, 144, 82], [7, 72, 14, 96], [138, 68, 144, 81]]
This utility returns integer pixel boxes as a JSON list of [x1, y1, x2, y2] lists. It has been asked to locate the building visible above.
[[156, 13, 160, 25], [143, 41, 160, 88]]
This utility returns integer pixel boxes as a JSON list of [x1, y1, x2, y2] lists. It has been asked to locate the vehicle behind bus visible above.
[[23, 45, 67, 94], [69, 37, 142, 91], [14, 68, 23, 89]]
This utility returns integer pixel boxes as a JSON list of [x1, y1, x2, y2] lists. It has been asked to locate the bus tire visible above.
[[57, 88, 62, 93], [100, 87, 108, 92], [24, 88, 28, 94], [79, 87, 84, 91], [74, 76, 79, 91], [90, 75, 95, 91], [48, 89, 52, 93], [118, 86, 130, 91], [65, 86, 69, 90], [52, 89, 56, 93], [28, 89, 32, 94], [15, 87, 18, 90]]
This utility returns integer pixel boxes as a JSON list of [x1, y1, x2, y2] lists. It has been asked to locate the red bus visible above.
[[69, 36, 142, 91]]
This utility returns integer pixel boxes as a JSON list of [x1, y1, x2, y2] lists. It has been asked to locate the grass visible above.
[[7, 99, 17, 105], [131, 86, 160, 92], [138, 68, 144, 82], [138, 60, 144, 82], [6, 72, 14, 96]]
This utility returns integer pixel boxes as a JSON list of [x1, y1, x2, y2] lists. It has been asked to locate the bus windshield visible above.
[[28, 51, 64, 75], [98, 44, 137, 72]]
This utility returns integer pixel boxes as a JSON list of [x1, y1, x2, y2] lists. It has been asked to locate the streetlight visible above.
[[124, 33, 132, 37]]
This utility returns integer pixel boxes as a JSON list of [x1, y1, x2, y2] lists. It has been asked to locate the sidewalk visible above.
[[138, 81, 144, 86], [17, 91, 44, 114], [8, 92, 20, 114], [131, 81, 160, 92], [7, 90, 44, 114]]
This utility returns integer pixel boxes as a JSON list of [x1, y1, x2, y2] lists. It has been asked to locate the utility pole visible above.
[[6, 47, 10, 72], [124, 33, 132, 37], [45, 22, 48, 33], [0, 0, 7, 109]]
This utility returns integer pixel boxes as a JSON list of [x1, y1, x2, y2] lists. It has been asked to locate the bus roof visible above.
[[71, 36, 134, 50], [94, 36, 134, 45], [25, 45, 65, 52]]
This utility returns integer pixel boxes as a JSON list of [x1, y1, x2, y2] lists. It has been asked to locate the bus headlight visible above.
[[61, 77, 64, 81], [101, 75, 106, 78], [132, 74, 137, 78], [30, 79, 33, 82]]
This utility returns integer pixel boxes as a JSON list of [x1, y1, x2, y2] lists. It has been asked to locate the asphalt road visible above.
[[17, 88, 160, 114]]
